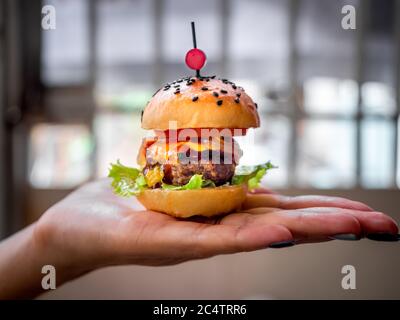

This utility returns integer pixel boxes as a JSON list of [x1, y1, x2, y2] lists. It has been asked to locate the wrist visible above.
[[0, 224, 63, 299], [32, 220, 94, 286]]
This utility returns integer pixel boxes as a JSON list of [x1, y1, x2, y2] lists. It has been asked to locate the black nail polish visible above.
[[366, 233, 399, 242], [329, 233, 360, 241], [268, 240, 295, 248]]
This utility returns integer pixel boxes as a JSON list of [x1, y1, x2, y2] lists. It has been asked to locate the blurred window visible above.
[[28, 124, 93, 188], [297, 0, 358, 81], [36, 0, 400, 190], [361, 119, 395, 188], [297, 120, 356, 188], [361, 82, 396, 115], [303, 78, 358, 115], [42, 0, 90, 85], [228, 0, 289, 85], [96, 0, 154, 92]]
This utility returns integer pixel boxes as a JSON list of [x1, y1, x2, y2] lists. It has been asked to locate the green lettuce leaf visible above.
[[109, 159, 277, 197], [108, 160, 147, 196], [161, 174, 204, 191], [162, 175, 216, 191], [232, 161, 276, 190]]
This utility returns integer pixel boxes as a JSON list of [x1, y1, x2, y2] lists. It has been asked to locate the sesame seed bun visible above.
[[141, 77, 260, 130], [136, 185, 247, 218]]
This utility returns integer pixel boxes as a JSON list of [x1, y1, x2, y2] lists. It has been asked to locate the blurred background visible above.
[[0, 0, 399, 299]]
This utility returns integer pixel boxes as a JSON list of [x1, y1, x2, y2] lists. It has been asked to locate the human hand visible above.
[[32, 179, 398, 282]]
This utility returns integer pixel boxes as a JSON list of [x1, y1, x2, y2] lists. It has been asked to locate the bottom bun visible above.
[[137, 185, 247, 218]]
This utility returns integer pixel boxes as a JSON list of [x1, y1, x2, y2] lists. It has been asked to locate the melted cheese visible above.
[[141, 137, 242, 165], [145, 166, 164, 187]]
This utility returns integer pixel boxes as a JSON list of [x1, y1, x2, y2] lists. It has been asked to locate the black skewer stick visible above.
[[191, 21, 197, 49], [191, 21, 200, 77]]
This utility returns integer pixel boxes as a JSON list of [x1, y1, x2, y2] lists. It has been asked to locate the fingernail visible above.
[[366, 233, 399, 242], [329, 233, 360, 241], [268, 240, 295, 248]]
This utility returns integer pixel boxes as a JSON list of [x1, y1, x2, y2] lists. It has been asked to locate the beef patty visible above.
[[145, 163, 236, 186]]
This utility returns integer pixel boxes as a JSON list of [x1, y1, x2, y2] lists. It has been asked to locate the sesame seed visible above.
[[236, 93, 241, 97], [220, 89, 228, 94], [201, 87, 208, 91], [174, 90, 180, 94], [232, 84, 237, 89], [213, 92, 219, 97], [255, 103, 258, 109], [235, 98, 240, 103], [141, 110, 144, 121], [163, 86, 170, 91], [173, 85, 180, 88], [217, 100, 223, 106], [177, 79, 183, 83], [192, 96, 199, 102]]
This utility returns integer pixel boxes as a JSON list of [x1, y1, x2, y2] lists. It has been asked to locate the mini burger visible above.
[[109, 75, 275, 218]]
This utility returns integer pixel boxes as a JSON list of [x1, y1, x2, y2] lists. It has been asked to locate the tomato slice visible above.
[[154, 128, 247, 139], [140, 129, 246, 165], [137, 137, 157, 166]]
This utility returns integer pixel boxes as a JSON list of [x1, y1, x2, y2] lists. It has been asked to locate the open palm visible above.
[[35, 179, 399, 274]]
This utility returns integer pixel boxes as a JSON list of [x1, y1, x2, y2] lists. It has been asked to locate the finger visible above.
[[341, 210, 398, 236], [243, 193, 373, 212], [249, 188, 277, 195], [243, 207, 362, 241], [155, 220, 294, 258]]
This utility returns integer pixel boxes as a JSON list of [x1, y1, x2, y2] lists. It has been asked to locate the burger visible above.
[[108, 75, 275, 218]]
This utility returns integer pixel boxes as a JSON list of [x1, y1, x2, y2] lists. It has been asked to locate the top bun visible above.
[[141, 76, 260, 130]]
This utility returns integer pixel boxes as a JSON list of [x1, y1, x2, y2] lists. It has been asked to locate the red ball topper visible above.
[[185, 22, 206, 77]]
